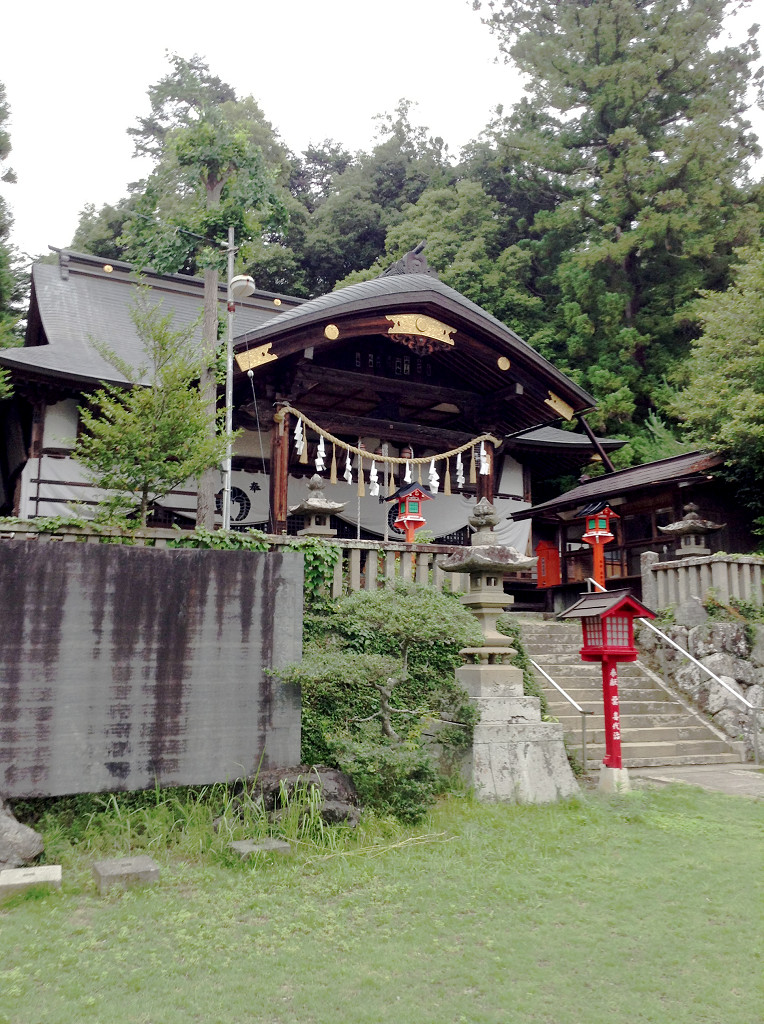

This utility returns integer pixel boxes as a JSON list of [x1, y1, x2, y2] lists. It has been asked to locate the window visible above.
[[605, 616, 630, 647]]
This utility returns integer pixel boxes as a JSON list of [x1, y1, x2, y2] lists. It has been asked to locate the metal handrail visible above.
[[584, 577, 760, 764], [529, 657, 592, 771]]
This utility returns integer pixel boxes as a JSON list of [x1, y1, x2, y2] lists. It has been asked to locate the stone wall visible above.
[[0, 542, 303, 798], [636, 618, 764, 759]]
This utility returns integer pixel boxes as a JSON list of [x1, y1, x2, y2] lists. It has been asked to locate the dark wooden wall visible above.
[[0, 543, 303, 798]]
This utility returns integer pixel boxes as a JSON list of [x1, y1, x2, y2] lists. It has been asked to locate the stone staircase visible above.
[[514, 614, 743, 768]]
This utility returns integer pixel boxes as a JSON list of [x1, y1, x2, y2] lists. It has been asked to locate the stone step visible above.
[[516, 619, 742, 768], [586, 752, 742, 768], [542, 686, 672, 702], [555, 725, 726, 744]]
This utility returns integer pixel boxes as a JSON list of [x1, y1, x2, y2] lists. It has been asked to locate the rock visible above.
[[0, 865, 61, 899], [706, 676, 744, 715], [713, 707, 746, 739], [745, 683, 764, 709], [674, 599, 708, 628], [229, 838, 292, 858], [92, 855, 160, 896], [0, 798, 44, 869], [702, 652, 759, 686], [749, 624, 764, 668], [674, 662, 704, 700], [248, 766, 361, 827], [689, 622, 748, 659]]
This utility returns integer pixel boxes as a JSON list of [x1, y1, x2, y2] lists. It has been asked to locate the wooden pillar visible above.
[[475, 440, 495, 504], [269, 406, 290, 535]]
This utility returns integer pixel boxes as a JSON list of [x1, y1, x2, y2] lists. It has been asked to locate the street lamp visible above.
[[222, 224, 256, 530]]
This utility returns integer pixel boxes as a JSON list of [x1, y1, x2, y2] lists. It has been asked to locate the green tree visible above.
[[74, 293, 229, 528], [299, 100, 456, 294], [473, 0, 763, 433], [0, 81, 24, 399], [670, 244, 764, 514], [118, 56, 287, 528]]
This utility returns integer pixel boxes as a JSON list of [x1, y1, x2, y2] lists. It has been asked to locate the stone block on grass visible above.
[[0, 864, 62, 898], [92, 855, 160, 895], [228, 838, 292, 859]]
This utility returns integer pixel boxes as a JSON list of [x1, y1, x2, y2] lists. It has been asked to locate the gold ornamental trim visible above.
[[386, 313, 456, 353], [544, 391, 575, 421], [236, 343, 278, 372]]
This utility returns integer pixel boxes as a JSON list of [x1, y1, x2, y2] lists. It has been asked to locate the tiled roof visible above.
[[512, 451, 721, 521], [235, 273, 595, 409], [0, 251, 300, 387]]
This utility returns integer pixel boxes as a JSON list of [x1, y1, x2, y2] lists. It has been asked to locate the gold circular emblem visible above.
[[273, 298, 282, 306], [324, 324, 340, 340], [415, 316, 429, 334], [103, 264, 114, 273], [497, 356, 511, 371]]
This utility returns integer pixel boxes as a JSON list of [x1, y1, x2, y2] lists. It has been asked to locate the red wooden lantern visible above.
[[385, 482, 433, 544], [578, 501, 619, 589], [560, 589, 655, 771]]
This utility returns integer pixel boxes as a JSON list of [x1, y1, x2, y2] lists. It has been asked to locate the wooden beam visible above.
[[290, 364, 484, 409]]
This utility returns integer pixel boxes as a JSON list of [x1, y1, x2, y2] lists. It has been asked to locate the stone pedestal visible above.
[[457, 660, 579, 803], [598, 765, 630, 794], [440, 498, 579, 804]]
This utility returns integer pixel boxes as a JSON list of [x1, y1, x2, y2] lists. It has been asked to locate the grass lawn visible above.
[[1, 785, 761, 1024]]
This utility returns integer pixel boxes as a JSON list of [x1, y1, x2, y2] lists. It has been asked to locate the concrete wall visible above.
[[0, 542, 303, 798]]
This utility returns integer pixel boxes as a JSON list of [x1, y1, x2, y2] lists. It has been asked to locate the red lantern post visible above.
[[560, 589, 655, 789], [578, 501, 619, 589], [385, 483, 434, 544]]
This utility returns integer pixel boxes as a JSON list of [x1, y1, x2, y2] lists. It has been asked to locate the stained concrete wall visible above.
[[0, 542, 303, 798]]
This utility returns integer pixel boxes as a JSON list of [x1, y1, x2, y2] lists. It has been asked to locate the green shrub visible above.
[[333, 731, 441, 824], [275, 582, 481, 822]]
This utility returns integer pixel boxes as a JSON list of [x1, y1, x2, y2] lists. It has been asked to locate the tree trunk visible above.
[[196, 267, 219, 529]]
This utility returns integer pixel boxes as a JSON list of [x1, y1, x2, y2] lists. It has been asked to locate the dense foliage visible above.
[[0, 81, 24, 398], [69, 4, 764, 480], [670, 244, 764, 515], [277, 582, 482, 822]]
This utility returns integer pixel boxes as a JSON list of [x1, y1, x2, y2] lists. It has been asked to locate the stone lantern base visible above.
[[456, 658, 579, 804]]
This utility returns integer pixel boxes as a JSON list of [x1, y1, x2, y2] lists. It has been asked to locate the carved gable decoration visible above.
[[386, 313, 456, 356], [380, 241, 438, 279]]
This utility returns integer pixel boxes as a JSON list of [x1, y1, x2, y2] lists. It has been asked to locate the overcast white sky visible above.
[[2, 0, 762, 263]]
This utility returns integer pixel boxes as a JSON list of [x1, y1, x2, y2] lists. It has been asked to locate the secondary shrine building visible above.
[[0, 246, 615, 548]]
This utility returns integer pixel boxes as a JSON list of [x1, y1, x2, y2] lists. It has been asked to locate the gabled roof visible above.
[[558, 589, 655, 620], [237, 274, 593, 403], [0, 250, 302, 389], [512, 451, 721, 522], [234, 273, 596, 433]]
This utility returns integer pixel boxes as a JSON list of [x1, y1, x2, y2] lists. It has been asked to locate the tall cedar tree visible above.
[[474, 0, 762, 433], [75, 293, 229, 528], [119, 55, 287, 528]]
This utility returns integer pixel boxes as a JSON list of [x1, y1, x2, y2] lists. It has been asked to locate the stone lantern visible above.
[[288, 474, 346, 537], [437, 499, 578, 803], [658, 503, 724, 558]]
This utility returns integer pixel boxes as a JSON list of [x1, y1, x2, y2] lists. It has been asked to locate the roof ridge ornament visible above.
[[379, 241, 438, 279]]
